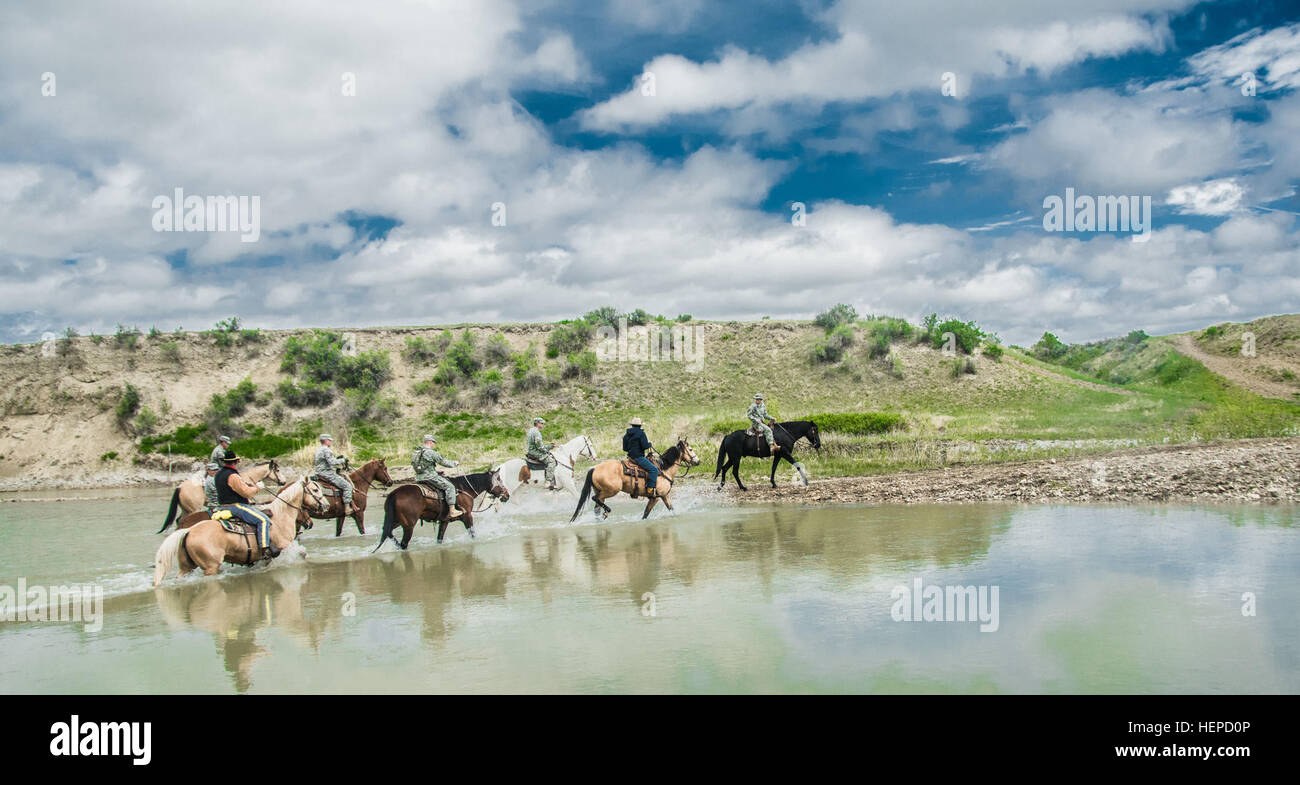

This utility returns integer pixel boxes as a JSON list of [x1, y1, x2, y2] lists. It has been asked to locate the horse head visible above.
[[488, 469, 511, 502], [372, 458, 393, 486], [677, 437, 701, 466], [301, 477, 328, 513], [267, 459, 287, 486], [581, 434, 597, 460], [806, 422, 821, 450]]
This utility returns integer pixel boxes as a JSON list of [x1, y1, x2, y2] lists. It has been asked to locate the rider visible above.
[[623, 416, 658, 497], [412, 434, 463, 520], [202, 462, 221, 510], [526, 417, 558, 491], [747, 393, 780, 454], [211, 435, 232, 465], [214, 449, 278, 558], [313, 433, 357, 515]]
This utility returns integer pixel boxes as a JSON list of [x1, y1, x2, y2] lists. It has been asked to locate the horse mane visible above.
[[659, 444, 681, 469]]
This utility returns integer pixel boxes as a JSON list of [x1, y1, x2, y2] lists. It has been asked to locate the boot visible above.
[[770, 443, 781, 454], [346, 502, 360, 516], [264, 542, 281, 559], [447, 506, 464, 519]]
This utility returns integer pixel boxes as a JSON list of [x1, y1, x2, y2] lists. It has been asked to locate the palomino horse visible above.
[[158, 459, 286, 532], [374, 469, 511, 550], [304, 458, 392, 536], [571, 438, 700, 522], [714, 420, 821, 490], [153, 477, 327, 585], [495, 434, 597, 498]]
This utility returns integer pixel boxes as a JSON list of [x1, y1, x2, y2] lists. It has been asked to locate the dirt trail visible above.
[[1172, 334, 1299, 400], [716, 438, 1300, 505]]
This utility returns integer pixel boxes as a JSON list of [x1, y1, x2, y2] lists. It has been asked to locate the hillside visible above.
[[1, 312, 1297, 489]]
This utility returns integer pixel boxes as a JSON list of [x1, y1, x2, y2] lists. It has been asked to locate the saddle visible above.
[[745, 425, 759, 436], [313, 476, 346, 497], [622, 458, 666, 499], [412, 481, 444, 501], [525, 457, 549, 471], [210, 507, 264, 535], [622, 458, 652, 478]]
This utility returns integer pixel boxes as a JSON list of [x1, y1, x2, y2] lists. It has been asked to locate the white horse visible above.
[[496, 434, 597, 500]]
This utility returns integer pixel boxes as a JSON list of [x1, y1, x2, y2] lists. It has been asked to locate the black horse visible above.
[[714, 420, 821, 490]]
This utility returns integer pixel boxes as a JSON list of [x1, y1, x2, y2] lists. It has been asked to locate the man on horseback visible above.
[[215, 450, 278, 558], [747, 393, 780, 454], [623, 416, 658, 496], [313, 433, 357, 515], [526, 417, 558, 491], [202, 462, 220, 510], [412, 434, 463, 520], [211, 435, 231, 465]]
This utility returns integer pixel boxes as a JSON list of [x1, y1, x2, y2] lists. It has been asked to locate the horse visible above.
[[714, 420, 821, 490], [495, 434, 597, 498], [303, 458, 392, 536], [571, 438, 700, 522], [373, 469, 512, 550], [153, 477, 327, 586], [157, 459, 286, 532]]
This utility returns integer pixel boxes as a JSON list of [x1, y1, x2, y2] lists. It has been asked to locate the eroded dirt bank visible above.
[[719, 438, 1300, 505]]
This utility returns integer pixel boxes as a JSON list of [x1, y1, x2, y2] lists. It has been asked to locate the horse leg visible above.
[[399, 521, 413, 550], [732, 455, 746, 491], [334, 502, 345, 537], [437, 520, 449, 543], [642, 497, 658, 519], [354, 506, 365, 535], [770, 456, 780, 487]]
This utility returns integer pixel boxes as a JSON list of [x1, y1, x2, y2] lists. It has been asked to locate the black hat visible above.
[[221, 449, 239, 463]]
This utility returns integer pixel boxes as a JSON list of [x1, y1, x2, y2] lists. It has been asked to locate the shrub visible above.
[[929, 319, 984, 354], [445, 330, 480, 378], [583, 306, 620, 329], [624, 308, 651, 327], [114, 324, 141, 350], [133, 406, 159, 437], [282, 330, 391, 393], [403, 333, 449, 365], [814, 303, 858, 332], [159, 340, 182, 364], [1032, 332, 1068, 361], [206, 377, 258, 431], [476, 369, 504, 402], [546, 321, 594, 358], [115, 384, 141, 431], [982, 342, 1004, 362], [100, 452, 118, 462], [563, 350, 597, 379], [676, 314, 692, 322], [277, 378, 334, 407], [811, 324, 854, 364], [483, 334, 511, 366]]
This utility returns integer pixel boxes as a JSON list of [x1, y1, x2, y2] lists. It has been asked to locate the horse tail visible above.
[[713, 438, 729, 479], [570, 469, 594, 523], [158, 488, 181, 533], [373, 490, 399, 553], [153, 529, 187, 586]]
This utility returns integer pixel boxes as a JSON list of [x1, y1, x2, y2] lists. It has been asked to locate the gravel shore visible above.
[[720, 438, 1300, 505]]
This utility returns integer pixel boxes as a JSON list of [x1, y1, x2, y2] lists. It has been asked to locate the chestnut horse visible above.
[[303, 458, 393, 536], [158, 460, 286, 532], [373, 469, 511, 550], [570, 438, 700, 521], [153, 477, 327, 585]]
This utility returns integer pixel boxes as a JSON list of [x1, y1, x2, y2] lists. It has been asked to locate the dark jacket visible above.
[[623, 426, 652, 458]]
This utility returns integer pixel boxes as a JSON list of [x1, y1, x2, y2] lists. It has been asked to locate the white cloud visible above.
[[1167, 178, 1246, 216]]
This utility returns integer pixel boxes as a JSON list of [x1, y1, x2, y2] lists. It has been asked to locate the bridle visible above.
[[267, 479, 326, 513]]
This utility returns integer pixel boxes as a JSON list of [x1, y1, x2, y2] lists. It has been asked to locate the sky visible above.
[[1, 0, 1298, 346]]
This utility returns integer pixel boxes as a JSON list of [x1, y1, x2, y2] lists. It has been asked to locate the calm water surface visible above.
[[1, 487, 1296, 693]]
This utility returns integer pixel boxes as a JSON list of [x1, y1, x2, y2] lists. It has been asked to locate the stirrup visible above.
[[447, 507, 464, 519]]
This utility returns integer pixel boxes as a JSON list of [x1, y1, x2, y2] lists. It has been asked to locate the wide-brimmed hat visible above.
[[221, 450, 239, 463], [629, 416, 643, 426]]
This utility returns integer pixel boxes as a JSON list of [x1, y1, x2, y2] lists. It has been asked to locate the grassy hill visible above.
[[1, 310, 1297, 488]]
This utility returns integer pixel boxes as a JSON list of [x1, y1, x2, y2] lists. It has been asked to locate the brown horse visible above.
[[374, 469, 511, 550], [304, 458, 392, 536], [158, 460, 286, 532], [571, 438, 700, 522], [153, 477, 327, 585]]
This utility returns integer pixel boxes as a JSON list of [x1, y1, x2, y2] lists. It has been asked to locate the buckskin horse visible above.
[[304, 458, 392, 536], [157, 459, 286, 533], [153, 477, 327, 585], [373, 469, 511, 550], [571, 438, 700, 522], [714, 420, 820, 490]]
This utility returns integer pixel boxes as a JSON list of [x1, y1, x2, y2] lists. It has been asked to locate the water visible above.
[[1, 487, 1297, 693]]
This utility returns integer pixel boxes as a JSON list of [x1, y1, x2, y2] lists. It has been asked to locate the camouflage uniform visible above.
[[210, 443, 229, 465], [313, 442, 353, 506], [412, 442, 458, 510], [747, 399, 776, 449], [202, 463, 220, 509], [526, 425, 556, 487]]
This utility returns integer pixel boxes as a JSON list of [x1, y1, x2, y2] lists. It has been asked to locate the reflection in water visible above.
[[0, 500, 1296, 693]]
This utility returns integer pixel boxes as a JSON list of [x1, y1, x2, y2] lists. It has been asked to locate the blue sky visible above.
[[1, 0, 1298, 345]]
